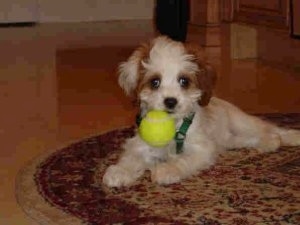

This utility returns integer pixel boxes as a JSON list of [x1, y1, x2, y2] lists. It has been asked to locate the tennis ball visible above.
[[139, 110, 176, 147]]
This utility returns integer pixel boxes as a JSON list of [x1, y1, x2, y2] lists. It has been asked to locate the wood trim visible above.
[[220, 0, 234, 22], [290, 0, 300, 38], [189, 0, 220, 25], [236, 0, 285, 13], [207, 0, 221, 24], [233, 0, 289, 29], [188, 0, 221, 46]]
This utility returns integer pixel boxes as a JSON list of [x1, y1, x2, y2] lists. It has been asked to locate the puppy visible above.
[[103, 36, 300, 187]]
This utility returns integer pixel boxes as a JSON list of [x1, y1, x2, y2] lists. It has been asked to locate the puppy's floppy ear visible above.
[[185, 43, 217, 106], [197, 64, 217, 106], [118, 43, 149, 104]]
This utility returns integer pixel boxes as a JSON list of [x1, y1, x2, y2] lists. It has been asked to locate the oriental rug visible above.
[[16, 114, 300, 225]]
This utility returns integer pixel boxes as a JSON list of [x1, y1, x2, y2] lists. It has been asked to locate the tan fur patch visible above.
[[184, 43, 217, 106]]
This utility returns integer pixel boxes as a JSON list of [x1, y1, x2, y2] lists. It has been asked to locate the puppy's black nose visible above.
[[164, 97, 178, 109]]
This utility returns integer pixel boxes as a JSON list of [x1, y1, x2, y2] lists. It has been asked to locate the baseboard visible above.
[[0, 22, 36, 28]]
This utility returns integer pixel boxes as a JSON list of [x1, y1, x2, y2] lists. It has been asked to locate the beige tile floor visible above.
[[1, 22, 300, 225]]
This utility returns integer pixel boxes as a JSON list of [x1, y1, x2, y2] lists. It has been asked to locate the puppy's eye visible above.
[[150, 78, 161, 89], [178, 76, 190, 88]]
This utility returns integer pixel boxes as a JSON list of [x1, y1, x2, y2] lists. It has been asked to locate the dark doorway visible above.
[[155, 0, 189, 42]]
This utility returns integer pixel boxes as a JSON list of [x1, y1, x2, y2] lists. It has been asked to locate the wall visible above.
[[0, 0, 37, 23], [38, 0, 154, 23]]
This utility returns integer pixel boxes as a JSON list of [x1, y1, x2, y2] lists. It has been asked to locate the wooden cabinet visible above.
[[291, 0, 300, 37], [188, 0, 221, 46], [233, 0, 289, 29], [189, 0, 220, 25]]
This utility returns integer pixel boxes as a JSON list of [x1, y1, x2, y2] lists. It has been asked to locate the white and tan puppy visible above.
[[103, 36, 300, 187]]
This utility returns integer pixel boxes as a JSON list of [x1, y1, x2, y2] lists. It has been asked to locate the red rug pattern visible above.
[[34, 114, 300, 225]]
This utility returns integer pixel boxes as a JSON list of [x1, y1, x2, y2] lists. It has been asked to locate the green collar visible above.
[[175, 112, 195, 154], [136, 112, 195, 154]]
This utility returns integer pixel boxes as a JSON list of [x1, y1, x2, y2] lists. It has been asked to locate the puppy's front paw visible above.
[[151, 164, 182, 185], [257, 133, 281, 153], [102, 165, 136, 187]]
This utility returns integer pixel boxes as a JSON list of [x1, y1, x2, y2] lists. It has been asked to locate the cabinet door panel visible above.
[[234, 0, 288, 29], [238, 0, 282, 12]]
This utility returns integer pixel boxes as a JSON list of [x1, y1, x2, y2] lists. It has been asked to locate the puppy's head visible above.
[[118, 36, 216, 118]]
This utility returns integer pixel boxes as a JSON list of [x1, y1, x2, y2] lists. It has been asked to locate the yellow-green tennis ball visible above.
[[139, 110, 176, 147]]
